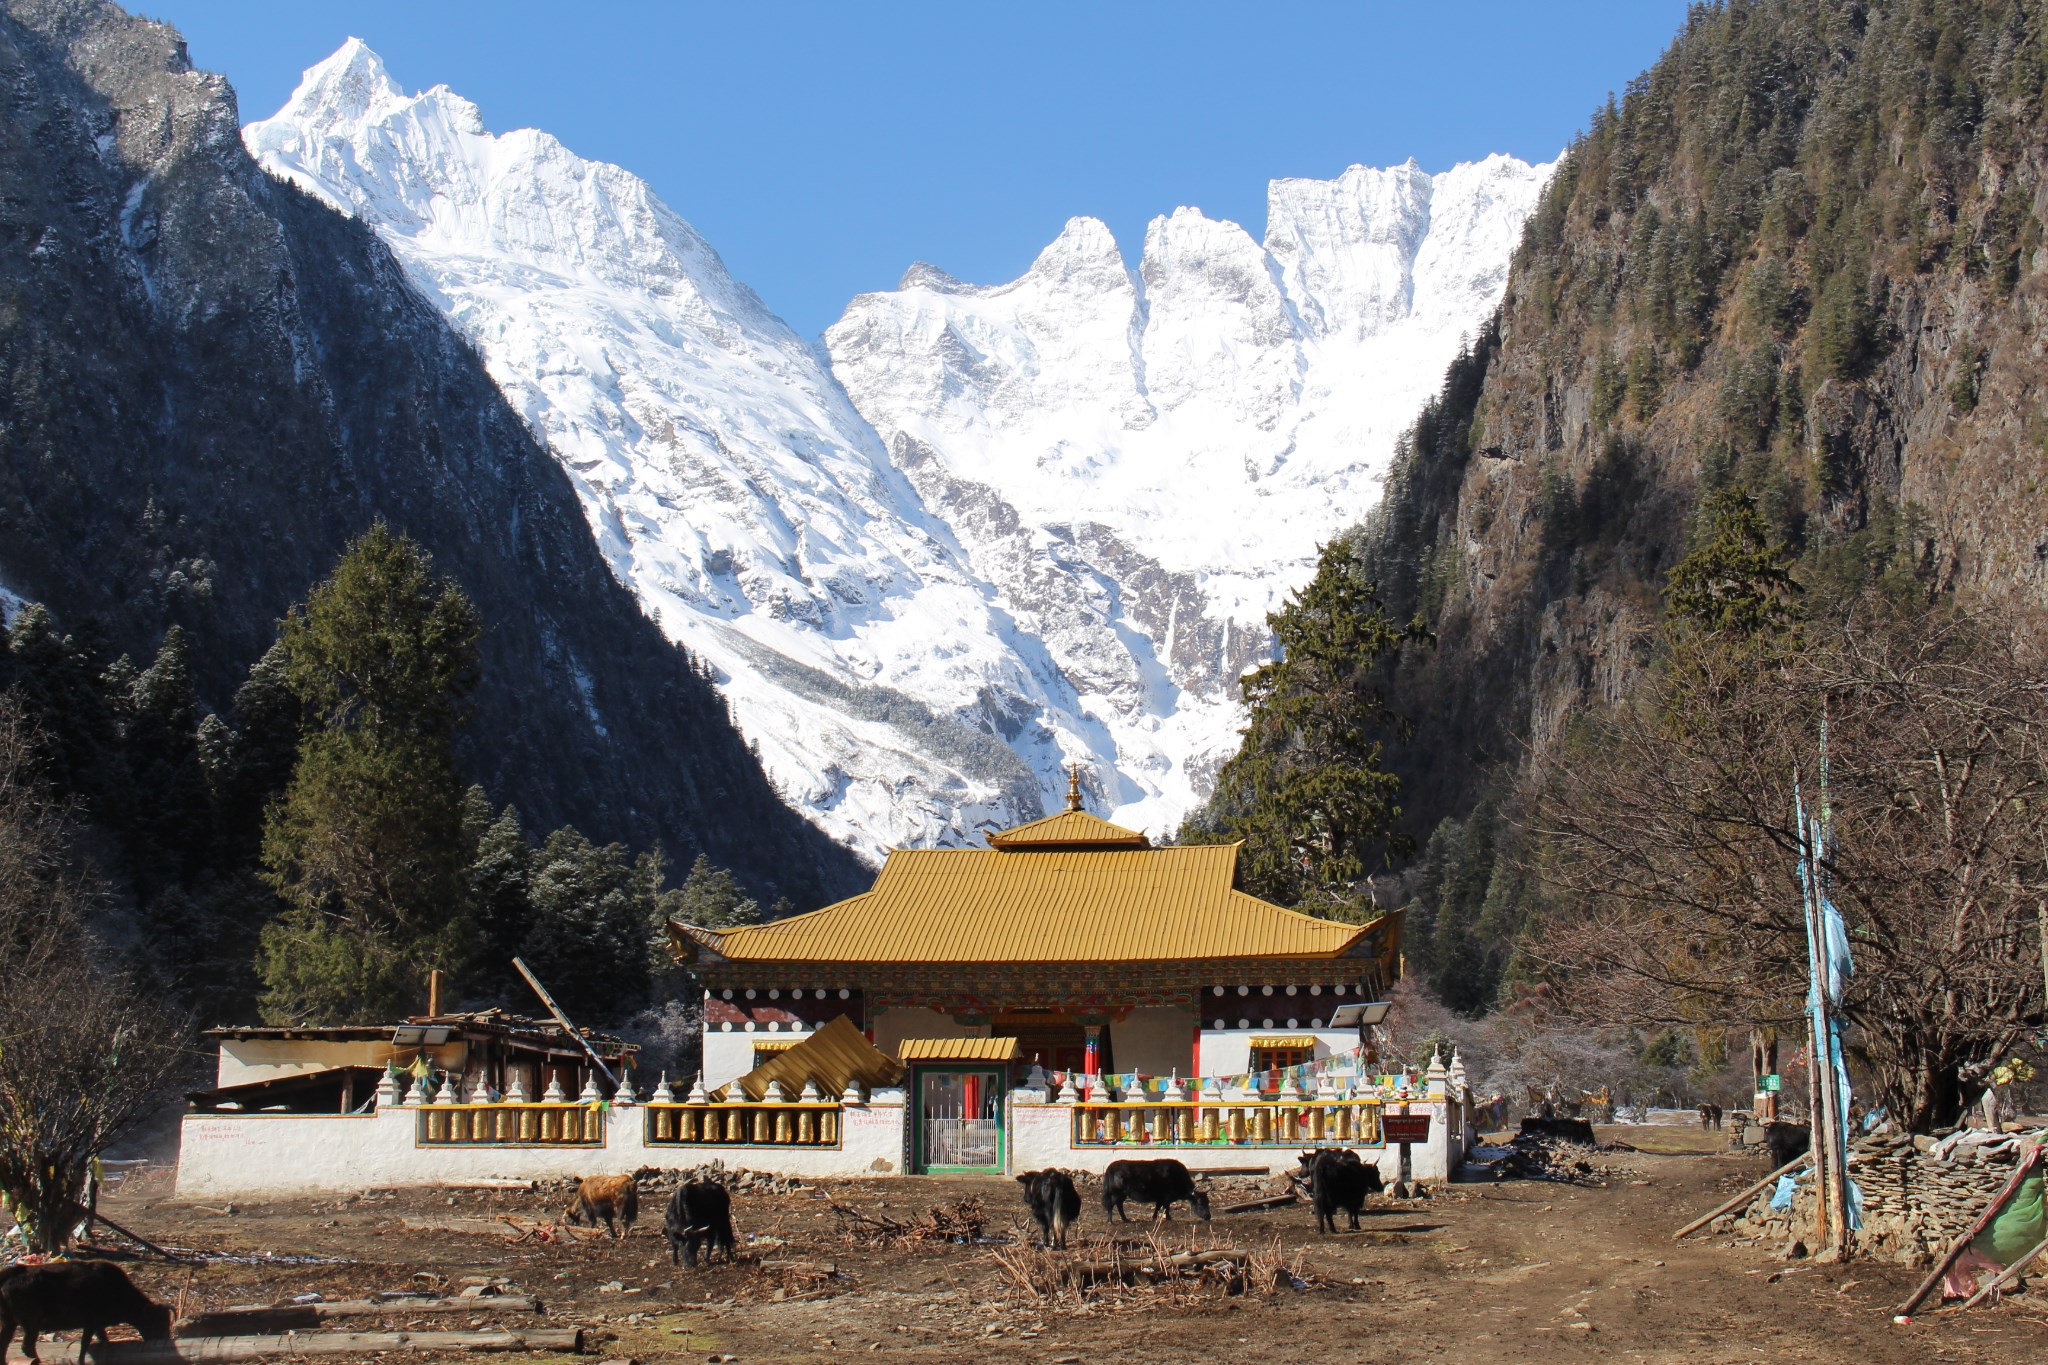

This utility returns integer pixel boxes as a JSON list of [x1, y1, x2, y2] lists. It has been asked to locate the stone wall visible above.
[[1720, 1129, 2039, 1263]]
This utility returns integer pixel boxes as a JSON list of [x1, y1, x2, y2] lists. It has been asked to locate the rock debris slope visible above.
[[250, 39, 1549, 855]]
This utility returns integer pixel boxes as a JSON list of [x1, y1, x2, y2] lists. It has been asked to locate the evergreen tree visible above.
[[1664, 485, 1802, 636], [671, 853, 762, 929], [520, 828, 653, 1022], [255, 524, 481, 1024], [212, 641, 304, 853], [121, 626, 211, 887], [466, 795, 532, 992], [1197, 539, 1427, 914]]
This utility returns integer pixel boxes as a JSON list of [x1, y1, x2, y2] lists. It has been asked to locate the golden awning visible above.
[[894, 1037, 1022, 1064]]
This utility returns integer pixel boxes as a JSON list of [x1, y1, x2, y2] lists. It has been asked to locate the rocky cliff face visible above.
[[0, 0, 865, 903], [1355, 0, 2048, 838]]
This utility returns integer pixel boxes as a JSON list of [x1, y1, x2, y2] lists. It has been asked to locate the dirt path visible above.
[[85, 1128, 2048, 1364]]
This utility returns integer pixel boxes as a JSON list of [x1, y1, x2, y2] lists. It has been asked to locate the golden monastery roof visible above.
[[985, 809, 1150, 849], [672, 834, 1386, 965]]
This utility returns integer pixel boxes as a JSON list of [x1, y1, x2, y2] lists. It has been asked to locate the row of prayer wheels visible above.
[[420, 1104, 603, 1145], [1079, 1103, 1382, 1146], [647, 1104, 839, 1147]]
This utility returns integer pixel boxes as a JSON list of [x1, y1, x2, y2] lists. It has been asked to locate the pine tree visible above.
[[255, 523, 481, 1025], [121, 626, 211, 887], [466, 797, 532, 992], [1198, 539, 1426, 914], [520, 827, 652, 1022], [1664, 485, 1802, 637]]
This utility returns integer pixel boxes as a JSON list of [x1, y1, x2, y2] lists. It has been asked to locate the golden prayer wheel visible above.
[[798, 1109, 817, 1144], [820, 1109, 838, 1144], [1252, 1107, 1272, 1143], [426, 1109, 449, 1142], [1227, 1109, 1247, 1143], [586, 1107, 604, 1142], [494, 1108, 514, 1143], [1306, 1107, 1324, 1141], [519, 1107, 538, 1142], [539, 1108, 559, 1143], [471, 1109, 491, 1142], [1199, 1109, 1219, 1143], [725, 1107, 746, 1143], [1177, 1107, 1195, 1142], [774, 1108, 794, 1144], [671, 1108, 691, 1142]]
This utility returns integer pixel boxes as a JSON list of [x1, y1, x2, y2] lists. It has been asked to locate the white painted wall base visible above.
[[176, 1091, 1475, 1196], [175, 1097, 909, 1198]]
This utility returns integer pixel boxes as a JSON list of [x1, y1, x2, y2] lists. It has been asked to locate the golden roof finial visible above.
[[1065, 763, 1084, 812]]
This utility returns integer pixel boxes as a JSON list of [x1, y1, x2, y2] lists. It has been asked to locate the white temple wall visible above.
[[1195, 1028, 1359, 1079]]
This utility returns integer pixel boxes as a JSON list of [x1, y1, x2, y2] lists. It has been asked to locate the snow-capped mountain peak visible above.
[[248, 41, 1550, 860]]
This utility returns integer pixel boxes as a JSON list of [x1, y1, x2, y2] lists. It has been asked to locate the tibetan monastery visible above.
[[670, 790, 1402, 1094]]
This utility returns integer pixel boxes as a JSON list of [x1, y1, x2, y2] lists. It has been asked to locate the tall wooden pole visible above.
[[512, 956, 621, 1089]]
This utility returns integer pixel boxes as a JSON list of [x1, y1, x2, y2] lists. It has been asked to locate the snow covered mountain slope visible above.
[[247, 40, 1547, 857], [245, 40, 1067, 858], [825, 156, 1551, 831]]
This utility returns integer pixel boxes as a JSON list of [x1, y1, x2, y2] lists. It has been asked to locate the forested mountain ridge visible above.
[[0, 0, 865, 907], [1204, 0, 2048, 1009]]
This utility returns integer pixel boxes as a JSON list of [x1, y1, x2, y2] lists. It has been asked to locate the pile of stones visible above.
[[1719, 1127, 2040, 1263]]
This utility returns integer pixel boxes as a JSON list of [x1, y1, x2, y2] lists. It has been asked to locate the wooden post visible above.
[[1957, 1235, 2048, 1311], [1672, 1152, 1812, 1239], [427, 968, 443, 1017]]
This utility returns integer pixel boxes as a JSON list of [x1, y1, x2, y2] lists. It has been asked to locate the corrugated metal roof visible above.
[[1250, 1035, 1318, 1049], [713, 1015, 904, 1102], [680, 842, 1375, 963], [987, 810, 1150, 848], [894, 1037, 1023, 1063]]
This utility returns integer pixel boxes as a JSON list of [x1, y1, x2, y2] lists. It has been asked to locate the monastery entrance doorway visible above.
[[912, 1065, 1005, 1173]]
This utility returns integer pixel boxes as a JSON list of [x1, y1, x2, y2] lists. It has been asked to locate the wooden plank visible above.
[[60, 1328, 582, 1361], [1215, 1193, 1298, 1215], [179, 1297, 541, 1334], [512, 957, 619, 1089], [1672, 1153, 1811, 1240], [445, 1179, 539, 1191]]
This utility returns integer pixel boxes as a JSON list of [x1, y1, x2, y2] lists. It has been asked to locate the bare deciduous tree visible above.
[[0, 695, 188, 1251], [1537, 605, 2048, 1131]]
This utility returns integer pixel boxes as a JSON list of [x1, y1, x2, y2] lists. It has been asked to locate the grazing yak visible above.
[[1296, 1148, 1384, 1233], [0, 1261, 172, 1362], [663, 1181, 737, 1268], [1101, 1158, 1211, 1223], [1016, 1169, 1082, 1248], [564, 1173, 639, 1239]]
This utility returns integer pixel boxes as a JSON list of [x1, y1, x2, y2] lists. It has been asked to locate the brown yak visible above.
[[563, 1172, 639, 1239]]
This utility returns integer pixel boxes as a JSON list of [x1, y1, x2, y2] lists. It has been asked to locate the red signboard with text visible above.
[[1382, 1113, 1431, 1144]]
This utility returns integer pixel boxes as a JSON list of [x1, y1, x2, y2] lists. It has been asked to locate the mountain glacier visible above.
[[246, 40, 1549, 860]]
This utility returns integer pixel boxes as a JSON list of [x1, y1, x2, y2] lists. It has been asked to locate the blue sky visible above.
[[156, 2, 1693, 339]]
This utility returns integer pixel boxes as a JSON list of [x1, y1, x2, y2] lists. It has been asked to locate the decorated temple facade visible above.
[[670, 793, 1403, 1103]]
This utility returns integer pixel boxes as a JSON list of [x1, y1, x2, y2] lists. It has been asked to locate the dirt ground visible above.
[[76, 1125, 2048, 1365]]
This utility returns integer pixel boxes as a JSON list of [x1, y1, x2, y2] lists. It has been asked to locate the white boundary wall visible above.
[[176, 1093, 909, 1198], [177, 1089, 1475, 1196], [1008, 1098, 1466, 1183]]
